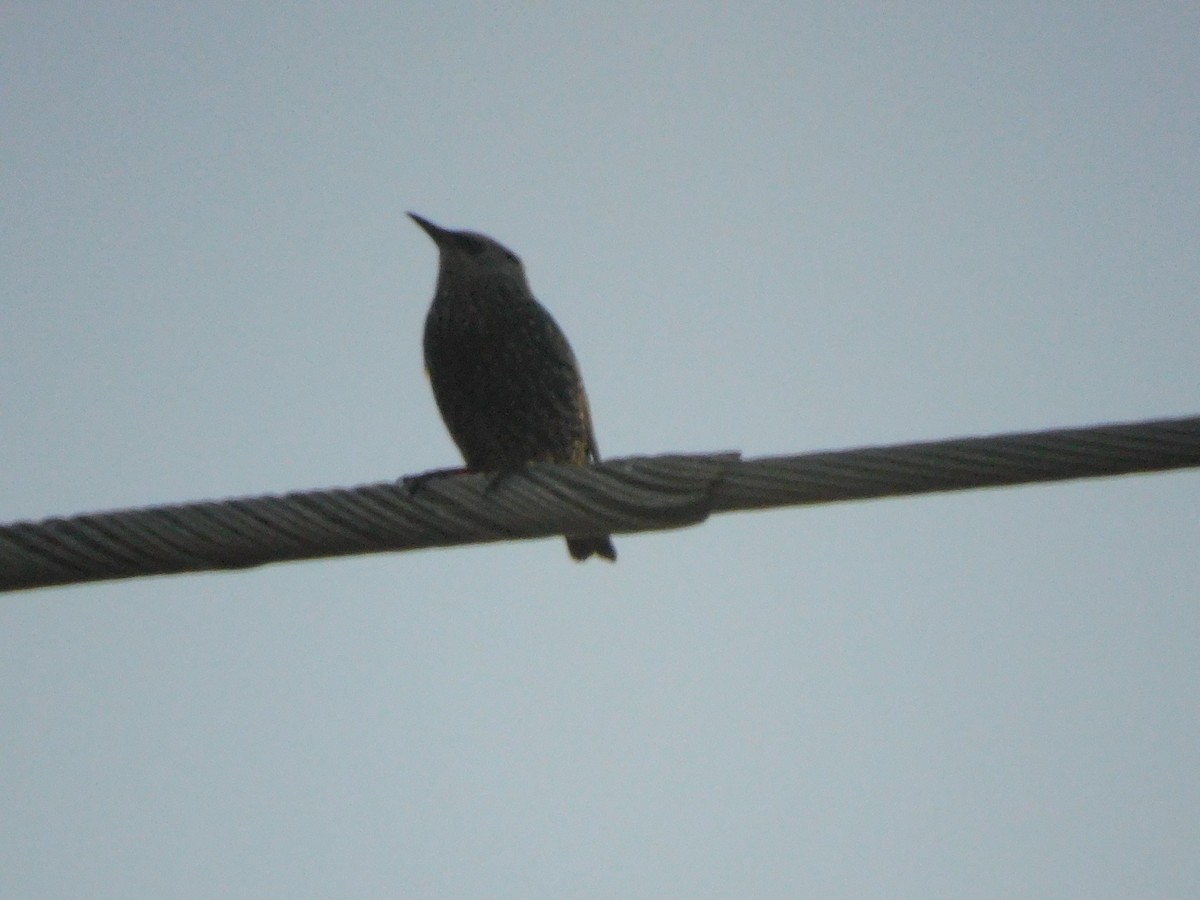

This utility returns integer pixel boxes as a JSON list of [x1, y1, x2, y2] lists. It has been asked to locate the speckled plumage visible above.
[[410, 213, 616, 562]]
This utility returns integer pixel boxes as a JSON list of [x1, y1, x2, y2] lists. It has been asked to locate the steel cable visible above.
[[1, 415, 1196, 592]]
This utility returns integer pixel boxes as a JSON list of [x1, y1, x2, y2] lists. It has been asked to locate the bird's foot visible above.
[[399, 465, 469, 496], [484, 465, 529, 494]]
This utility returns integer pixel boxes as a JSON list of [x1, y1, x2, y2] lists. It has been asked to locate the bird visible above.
[[409, 213, 616, 562]]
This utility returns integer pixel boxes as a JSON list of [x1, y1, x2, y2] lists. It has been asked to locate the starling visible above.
[[409, 213, 616, 562]]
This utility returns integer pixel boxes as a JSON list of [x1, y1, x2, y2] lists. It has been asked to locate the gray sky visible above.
[[3, 3, 1198, 897]]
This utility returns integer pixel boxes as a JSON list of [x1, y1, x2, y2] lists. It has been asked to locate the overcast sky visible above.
[[3, 4, 1199, 897]]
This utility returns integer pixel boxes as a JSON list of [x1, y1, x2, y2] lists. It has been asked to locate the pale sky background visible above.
[[3, 3, 1199, 897]]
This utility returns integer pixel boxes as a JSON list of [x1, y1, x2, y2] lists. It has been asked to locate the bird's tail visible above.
[[566, 535, 617, 562]]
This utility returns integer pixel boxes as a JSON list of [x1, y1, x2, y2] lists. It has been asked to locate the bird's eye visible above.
[[460, 236, 485, 256]]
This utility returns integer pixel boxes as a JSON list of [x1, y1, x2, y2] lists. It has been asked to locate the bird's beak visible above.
[[408, 212, 447, 244]]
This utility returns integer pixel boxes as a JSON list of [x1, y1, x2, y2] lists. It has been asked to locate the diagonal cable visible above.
[[0, 414, 1197, 592]]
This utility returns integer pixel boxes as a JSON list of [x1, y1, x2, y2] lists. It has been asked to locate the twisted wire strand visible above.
[[712, 416, 1199, 511], [1, 415, 1196, 592]]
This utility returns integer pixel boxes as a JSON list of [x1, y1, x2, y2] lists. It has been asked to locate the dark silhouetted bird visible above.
[[409, 213, 616, 562]]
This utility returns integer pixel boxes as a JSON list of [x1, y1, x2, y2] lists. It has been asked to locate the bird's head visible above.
[[408, 213, 528, 293]]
